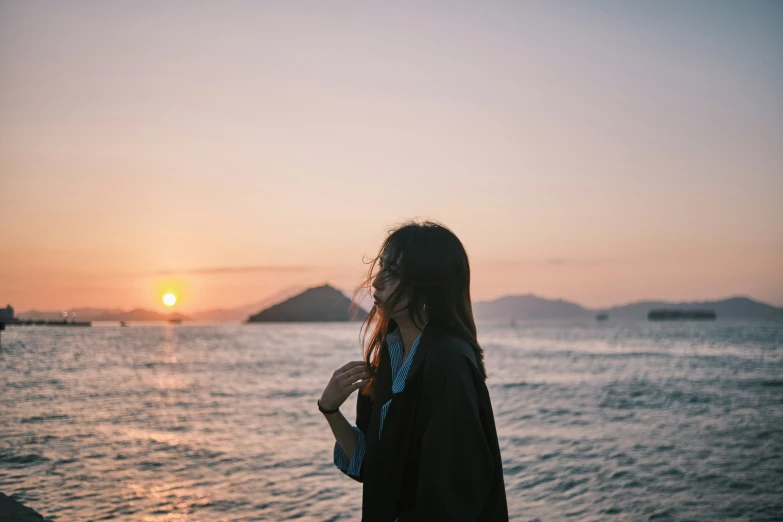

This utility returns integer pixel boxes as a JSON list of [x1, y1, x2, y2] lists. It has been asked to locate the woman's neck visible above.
[[393, 316, 427, 357]]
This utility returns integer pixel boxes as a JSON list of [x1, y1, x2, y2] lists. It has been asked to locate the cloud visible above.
[[484, 258, 605, 267], [150, 265, 313, 276], [545, 258, 603, 267]]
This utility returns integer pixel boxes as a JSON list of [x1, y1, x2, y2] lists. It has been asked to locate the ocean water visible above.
[[1, 320, 782, 521]]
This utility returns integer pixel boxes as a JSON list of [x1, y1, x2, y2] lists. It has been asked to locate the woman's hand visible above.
[[320, 360, 372, 411]]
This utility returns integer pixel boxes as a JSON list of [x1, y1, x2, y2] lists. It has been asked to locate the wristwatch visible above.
[[318, 399, 340, 415]]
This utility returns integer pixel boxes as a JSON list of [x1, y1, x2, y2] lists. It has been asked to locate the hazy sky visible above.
[[1, 0, 782, 312]]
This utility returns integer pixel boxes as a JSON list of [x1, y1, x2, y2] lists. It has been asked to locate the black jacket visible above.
[[348, 324, 509, 521]]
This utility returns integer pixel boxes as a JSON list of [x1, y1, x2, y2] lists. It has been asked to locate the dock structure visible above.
[[5, 319, 92, 327], [0, 305, 13, 324], [0, 305, 91, 327]]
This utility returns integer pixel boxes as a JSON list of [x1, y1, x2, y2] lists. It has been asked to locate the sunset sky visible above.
[[1, 1, 781, 313]]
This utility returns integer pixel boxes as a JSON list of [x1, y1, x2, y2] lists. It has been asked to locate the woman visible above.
[[318, 220, 509, 521]]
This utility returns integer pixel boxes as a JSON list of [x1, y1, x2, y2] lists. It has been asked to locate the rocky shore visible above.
[[0, 494, 50, 521]]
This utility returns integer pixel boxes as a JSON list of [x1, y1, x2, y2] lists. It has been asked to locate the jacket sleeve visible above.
[[332, 389, 374, 483], [333, 426, 366, 478], [400, 344, 495, 521]]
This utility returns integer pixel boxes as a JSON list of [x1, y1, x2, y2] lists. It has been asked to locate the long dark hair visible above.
[[350, 219, 487, 400]]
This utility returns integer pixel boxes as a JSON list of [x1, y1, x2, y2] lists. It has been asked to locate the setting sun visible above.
[[162, 293, 177, 307]]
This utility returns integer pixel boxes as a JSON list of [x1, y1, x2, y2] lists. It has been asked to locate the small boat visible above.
[[596, 313, 609, 321], [120, 321, 128, 327], [168, 318, 182, 324]]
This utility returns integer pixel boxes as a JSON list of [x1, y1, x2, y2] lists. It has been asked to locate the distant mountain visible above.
[[473, 294, 593, 321], [247, 284, 367, 322], [472, 294, 783, 321], [188, 285, 306, 322], [17, 308, 189, 322], [120, 309, 189, 322], [605, 296, 783, 320]]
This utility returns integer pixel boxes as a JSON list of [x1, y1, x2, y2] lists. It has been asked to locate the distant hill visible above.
[[605, 296, 783, 320], [17, 308, 190, 322], [472, 294, 783, 321], [188, 285, 306, 322], [247, 284, 367, 322], [473, 294, 593, 321]]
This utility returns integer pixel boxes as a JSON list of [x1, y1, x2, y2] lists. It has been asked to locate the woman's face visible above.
[[371, 255, 405, 318]]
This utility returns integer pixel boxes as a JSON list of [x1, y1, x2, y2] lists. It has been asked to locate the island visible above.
[[247, 284, 367, 322]]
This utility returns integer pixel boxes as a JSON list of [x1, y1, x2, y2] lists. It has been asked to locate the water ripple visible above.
[[1, 321, 782, 521]]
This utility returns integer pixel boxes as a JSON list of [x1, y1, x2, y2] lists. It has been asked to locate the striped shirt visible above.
[[333, 325, 426, 484]]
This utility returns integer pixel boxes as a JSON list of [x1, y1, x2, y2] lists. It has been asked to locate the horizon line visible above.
[[12, 291, 781, 316]]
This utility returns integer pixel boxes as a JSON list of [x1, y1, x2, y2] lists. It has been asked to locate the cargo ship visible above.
[[648, 309, 716, 321]]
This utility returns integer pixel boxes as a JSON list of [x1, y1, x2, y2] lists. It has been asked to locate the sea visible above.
[[1, 320, 781, 521]]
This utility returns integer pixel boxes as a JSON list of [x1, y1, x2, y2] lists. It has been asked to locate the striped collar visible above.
[[386, 324, 426, 394]]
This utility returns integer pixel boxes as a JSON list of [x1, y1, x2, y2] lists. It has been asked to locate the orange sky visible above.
[[1, 2, 782, 312]]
